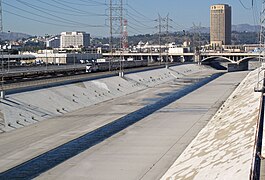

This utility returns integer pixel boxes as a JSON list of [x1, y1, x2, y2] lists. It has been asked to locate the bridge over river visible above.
[[103, 51, 260, 71]]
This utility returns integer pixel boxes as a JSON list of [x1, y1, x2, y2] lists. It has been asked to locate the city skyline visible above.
[[3, 0, 260, 37]]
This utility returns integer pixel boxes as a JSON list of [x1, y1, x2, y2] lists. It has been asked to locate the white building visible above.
[[133, 42, 190, 54], [60, 31, 90, 49]]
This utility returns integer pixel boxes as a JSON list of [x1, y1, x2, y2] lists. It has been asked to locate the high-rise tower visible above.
[[210, 4, 231, 48]]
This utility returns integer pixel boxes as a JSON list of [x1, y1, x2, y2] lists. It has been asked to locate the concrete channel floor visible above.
[[0, 69, 217, 173], [161, 69, 262, 179], [32, 71, 249, 180]]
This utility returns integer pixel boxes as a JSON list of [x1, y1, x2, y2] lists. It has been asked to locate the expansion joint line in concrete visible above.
[[139, 84, 230, 180]]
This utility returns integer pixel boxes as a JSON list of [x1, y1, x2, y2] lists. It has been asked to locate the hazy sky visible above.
[[3, 0, 261, 37]]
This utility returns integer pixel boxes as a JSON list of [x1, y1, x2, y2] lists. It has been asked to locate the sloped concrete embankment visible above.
[[0, 64, 213, 132], [161, 68, 263, 179]]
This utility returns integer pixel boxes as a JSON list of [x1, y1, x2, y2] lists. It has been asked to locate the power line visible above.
[[238, 0, 253, 10], [127, 25, 142, 34], [14, 0, 105, 27], [126, 11, 154, 23], [17, 0, 106, 17], [38, 0, 94, 15], [4, 2, 100, 28], [46, 0, 106, 16], [3, 2, 105, 28], [79, 0, 107, 6], [126, 3, 153, 21], [14, 0, 97, 17], [127, 21, 153, 30], [126, 13, 153, 29], [59, 0, 107, 6], [4, 10, 88, 28], [171, 19, 187, 31], [3, 1, 78, 26]]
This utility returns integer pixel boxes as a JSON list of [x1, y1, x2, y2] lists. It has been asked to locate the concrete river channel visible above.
[[0, 71, 224, 179]]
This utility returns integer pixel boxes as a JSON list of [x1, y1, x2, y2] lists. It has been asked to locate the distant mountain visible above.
[[232, 24, 260, 32], [0, 32, 32, 41], [188, 24, 260, 33]]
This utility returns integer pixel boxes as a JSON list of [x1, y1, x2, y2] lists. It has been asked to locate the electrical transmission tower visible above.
[[0, 0, 3, 32], [122, 19, 128, 50], [165, 14, 172, 67], [165, 14, 172, 34], [156, 14, 162, 64], [192, 23, 202, 50], [109, 0, 124, 75], [156, 14, 172, 66], [109, 0, 123, 52]]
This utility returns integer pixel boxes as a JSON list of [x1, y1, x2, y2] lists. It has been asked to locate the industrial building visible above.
[[210, 4, 231, 48], [32, 50, 102, 64], [60, 31, 90, 49], [46, 36, 60, 49]]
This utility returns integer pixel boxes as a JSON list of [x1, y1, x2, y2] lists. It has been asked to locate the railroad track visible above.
[[2, 63, 183, 92]]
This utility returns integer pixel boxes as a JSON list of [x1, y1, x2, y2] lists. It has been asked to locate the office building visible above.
[[60, 31, 90, 49], [210, 4, 231, 47]]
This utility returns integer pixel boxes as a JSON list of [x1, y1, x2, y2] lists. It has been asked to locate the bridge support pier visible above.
[[119, 71, 124, 77], [0, 90, 5, 99], [194, 54, 201, 63], [180, 56, 185, 63]]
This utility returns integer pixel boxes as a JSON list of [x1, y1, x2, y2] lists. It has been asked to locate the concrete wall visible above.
[[227, 62, 248, 72]]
